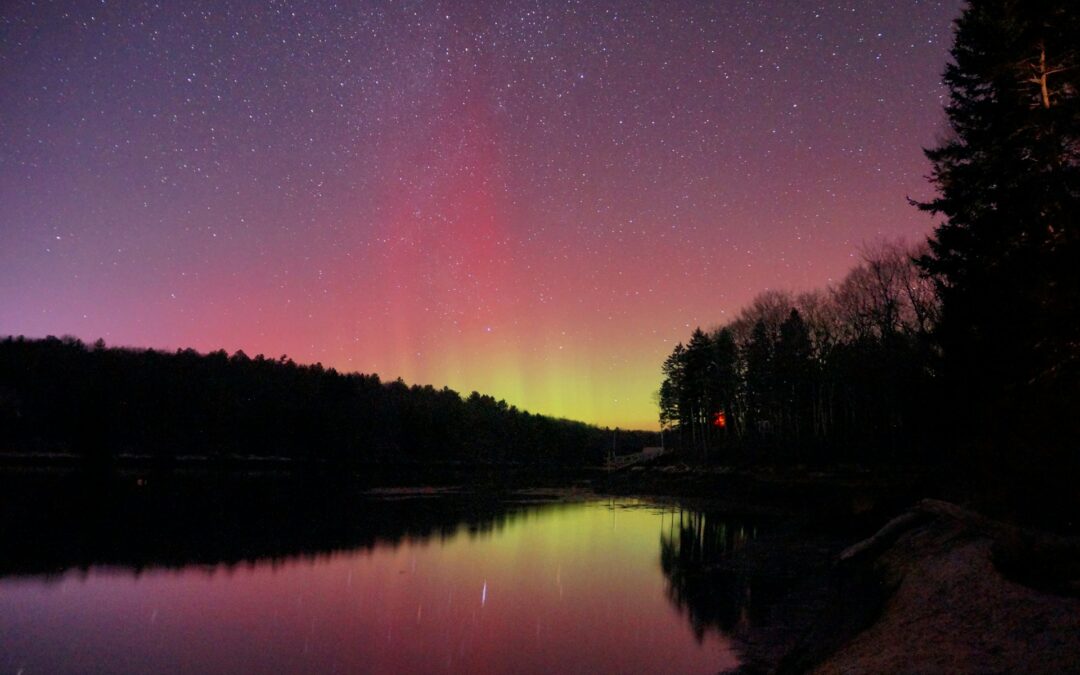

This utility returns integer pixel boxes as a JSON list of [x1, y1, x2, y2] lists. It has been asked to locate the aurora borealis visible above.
[[1, 1, 962, 429]]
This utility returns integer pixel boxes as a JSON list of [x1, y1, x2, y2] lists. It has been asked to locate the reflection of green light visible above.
[[4, 498, 739, 673], [432, 501, 676, 584]]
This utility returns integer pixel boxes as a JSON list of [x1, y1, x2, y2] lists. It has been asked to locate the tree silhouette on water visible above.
[[659, 510, 758, 639]]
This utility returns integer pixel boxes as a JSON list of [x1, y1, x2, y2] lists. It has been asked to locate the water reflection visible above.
[[659, 509, 759, 640], [0, 476, 740, 674], [0, 474, 551, 577]]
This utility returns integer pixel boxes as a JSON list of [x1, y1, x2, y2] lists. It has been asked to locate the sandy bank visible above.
[[809, 499, 1080, 674]]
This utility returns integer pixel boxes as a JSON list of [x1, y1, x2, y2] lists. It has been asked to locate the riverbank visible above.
[[599, 465, 1080, 674], [787, 499, 1080, 674], [599, 462, 948, 525]]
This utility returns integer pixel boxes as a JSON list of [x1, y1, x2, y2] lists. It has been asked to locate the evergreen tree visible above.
[[659, 343, 688, 435], [917, 0, 1079, 511], [684, 328, 715, 456], [918, 0, 1079, 398]]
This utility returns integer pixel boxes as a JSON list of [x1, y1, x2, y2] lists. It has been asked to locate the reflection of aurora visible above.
[[659, 509, 759, 640], [0, 492, 740, 674]]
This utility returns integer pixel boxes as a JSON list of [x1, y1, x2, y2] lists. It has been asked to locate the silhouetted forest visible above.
[[0, 336, 654, 467], [661, 0, 1079, 517], [659, 240, 943, 462]]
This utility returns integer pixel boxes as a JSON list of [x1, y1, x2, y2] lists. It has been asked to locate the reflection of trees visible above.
[[659, 509, 757, 640], [0, 474, 541, 578]]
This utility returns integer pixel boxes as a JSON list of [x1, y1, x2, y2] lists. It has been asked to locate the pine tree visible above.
[[917, 0, 1079, 516], [659, 343, 687, 437], [917, 0, 1079, 423], [684, 328, 715, 458]]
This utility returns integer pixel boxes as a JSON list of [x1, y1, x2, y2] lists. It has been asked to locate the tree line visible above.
[[659, 240, 943, 462], [661, 0, 1079, 512], [0, 336, 654, 468]]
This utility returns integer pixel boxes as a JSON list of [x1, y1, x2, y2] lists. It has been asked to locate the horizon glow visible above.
[[0, 1, 962, 429]]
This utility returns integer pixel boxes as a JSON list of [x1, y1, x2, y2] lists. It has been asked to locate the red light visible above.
[[713, 411, 726, 428]]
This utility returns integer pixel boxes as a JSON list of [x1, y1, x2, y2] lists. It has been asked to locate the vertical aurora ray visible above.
[[0, 0, 963, 430]]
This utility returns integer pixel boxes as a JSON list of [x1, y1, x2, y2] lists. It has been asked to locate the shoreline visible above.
[[3, 461, 1075, 672]]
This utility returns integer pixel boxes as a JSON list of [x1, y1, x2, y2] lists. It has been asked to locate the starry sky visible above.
[[0, 0, 962, 430]]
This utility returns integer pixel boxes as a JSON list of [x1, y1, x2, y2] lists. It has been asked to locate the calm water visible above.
[[0, 496, 750, 674]]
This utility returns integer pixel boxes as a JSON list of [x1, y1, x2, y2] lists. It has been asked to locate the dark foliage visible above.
[[918, 0, 1079, 401], [0, 472, 540, 575], [0, 336, 653, 467], [660, 0, 1080, 521], [915, 0, 1080, 515], [659, 241, 944, 463]]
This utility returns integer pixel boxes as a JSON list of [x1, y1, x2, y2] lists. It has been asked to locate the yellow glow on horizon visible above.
[[428, 346, 661, 430]]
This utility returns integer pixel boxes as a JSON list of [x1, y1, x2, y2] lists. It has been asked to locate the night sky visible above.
[[1, 1, 961, 429]]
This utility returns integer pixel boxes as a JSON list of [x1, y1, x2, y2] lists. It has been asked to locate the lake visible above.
[[0, 490, 753, 674]]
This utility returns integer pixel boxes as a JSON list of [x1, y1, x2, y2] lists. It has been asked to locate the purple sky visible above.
[[0, 0, 962, 428]]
